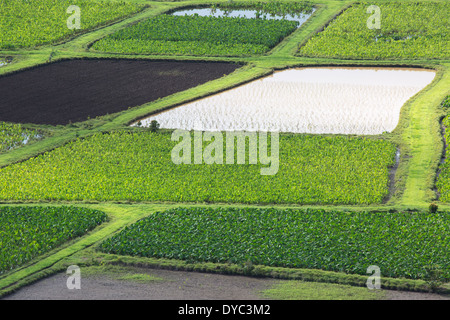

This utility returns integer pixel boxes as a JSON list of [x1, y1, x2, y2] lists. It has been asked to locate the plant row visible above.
[[435, 95, 450, 201], [0, 206, 107, 274], [0, 122, 41, 153], [0, 0, 144, 49], [100, 207, 450, 281], [215, 1, 314, 17], [299, 2, 449, 60], [0, 130, 396, 205]]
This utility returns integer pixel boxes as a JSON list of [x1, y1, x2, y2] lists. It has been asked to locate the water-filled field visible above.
[[100, 207, 450, 280], [137, 67, 435, 135], [172, 8, 314, 25]]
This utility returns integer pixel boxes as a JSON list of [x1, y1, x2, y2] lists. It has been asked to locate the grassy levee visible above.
[[399, 64, 450, 206], [268, 0, 350, 58], [59, 2, 172, 52], [98, 63, 270, 129]]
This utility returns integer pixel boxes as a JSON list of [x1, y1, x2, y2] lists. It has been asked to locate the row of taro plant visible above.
[[0, 206, 107, 274], [91, 14, 300, 56], [435, 95, 450, 201], [299, 2, 450, 60], [100, 207, 450, 281], [215, 1, 315, 17], [0, 131, 396, 205], [0, 0, 145, 49]]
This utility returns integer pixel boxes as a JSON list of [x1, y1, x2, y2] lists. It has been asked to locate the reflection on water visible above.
[[0, 57, 12, 67], [135, 67, 436, 135], [172, 8, 315, 25]]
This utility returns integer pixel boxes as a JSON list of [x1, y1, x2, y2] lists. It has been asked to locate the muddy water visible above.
[[172, 8, 314, 25], [136, 67, 436, 135]]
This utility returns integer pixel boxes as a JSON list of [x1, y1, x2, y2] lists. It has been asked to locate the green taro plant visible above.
[[299, 2, 450, 60], [0, 131, 396, 205], [92, 14, 300, 56], [0, 0, 145, 49], [100, 207, 450, 281], [0, 206, 107, 274]]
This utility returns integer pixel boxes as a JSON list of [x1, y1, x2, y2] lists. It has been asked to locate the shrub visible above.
[[149, 120, 160, 133], [429, 203, 438, 213]]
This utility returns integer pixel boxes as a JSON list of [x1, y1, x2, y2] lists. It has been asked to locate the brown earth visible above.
[[2, 268, 275, 300], [2, 268, 448, 301], [0, 59, 240, 125]]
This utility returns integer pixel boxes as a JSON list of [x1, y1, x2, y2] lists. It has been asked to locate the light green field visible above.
[[0, 132, 396, 205], [299, 2, 450, 59]]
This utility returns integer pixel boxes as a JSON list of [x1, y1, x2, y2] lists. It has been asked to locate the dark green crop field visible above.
[[100, 207, 450, 280]]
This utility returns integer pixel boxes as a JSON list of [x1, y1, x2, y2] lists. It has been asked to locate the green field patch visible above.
[[0, 0, 145, 49], [0, 206, 107, 275], [0, 131, 396, 205], [91, 14, 300, 56], [299, 2, 449, 60], [100, 207, 450, 281]]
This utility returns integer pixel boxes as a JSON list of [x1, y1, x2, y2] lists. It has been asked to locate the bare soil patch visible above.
[[2, 268, 275, 300], [2, 267, 449, 300], [0, 59, 240, 125]]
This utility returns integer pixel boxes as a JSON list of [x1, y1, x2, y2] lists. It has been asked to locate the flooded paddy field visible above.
[[172, 7, 315, 25], [0, 57, 11, 67], [0, 59, 239, 125], [138, 67, 436, 135]]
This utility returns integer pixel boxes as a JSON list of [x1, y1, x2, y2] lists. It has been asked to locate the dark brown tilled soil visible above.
[[0, 59, 240, 125]]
